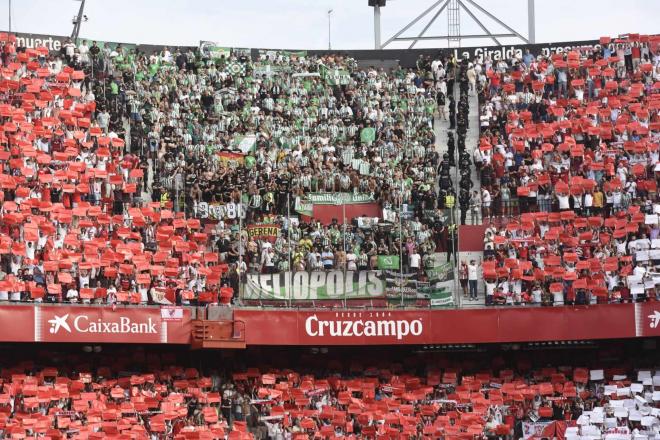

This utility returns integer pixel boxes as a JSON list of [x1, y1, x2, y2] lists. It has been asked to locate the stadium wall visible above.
[[6, 31, 603, 68], [0, 303, 657, 346]]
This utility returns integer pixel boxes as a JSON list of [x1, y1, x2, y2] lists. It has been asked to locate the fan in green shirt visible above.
[[148, 62, 160, 76], [360, 126, 376, 144], [244, 155, 256, 169]]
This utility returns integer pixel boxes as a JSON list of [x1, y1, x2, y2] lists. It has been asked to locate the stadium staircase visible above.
[[191, 308, 246, 349]]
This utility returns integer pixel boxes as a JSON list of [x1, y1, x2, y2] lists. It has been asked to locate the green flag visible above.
[[226, 62, 246, 76], [318, 63, 328, 80], [428, 289, 454, 307], [200, 41, 231, 60], [417, 284, 454, 308], [425, 262, 454, 283], [360, 127, 376, 144], [230, 134, 257, 154], [377, 255, 400, 270]]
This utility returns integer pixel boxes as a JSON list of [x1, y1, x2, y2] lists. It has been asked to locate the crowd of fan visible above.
[[110, 42, 461, 275], [5, 31, 660, 307], [0, 34, 469, 306], [471, 35, 660, 305], [0, 35, 243, 306], [0, 350, 659, 439]]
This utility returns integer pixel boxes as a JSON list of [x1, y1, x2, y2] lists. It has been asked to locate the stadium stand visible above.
[[0, 34, 450, 307], [473, 35, 660, 306], [1, 31, 660, 308], [0, 31, 659, 305], [0, 344, 657, 439], [0, 17, 660, 440]]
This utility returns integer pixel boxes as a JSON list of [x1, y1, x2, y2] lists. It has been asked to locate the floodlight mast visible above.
[[71, 0, 87, 41], [368, 0, 387, 49], [370, 0, 535, 50], [528, 0, 535, 44]]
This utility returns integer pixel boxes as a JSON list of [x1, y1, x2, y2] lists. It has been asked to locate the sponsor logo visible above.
[[648, 310, 660, 329], [451, 42, 603, 62], [15, 35, 63, 51], [48, 314, 71, 333], [47, 314, 158, 335], [304, 312, 423, 340], [161, 307, 183, 321]]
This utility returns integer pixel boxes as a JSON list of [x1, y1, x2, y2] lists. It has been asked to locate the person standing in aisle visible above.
[[468, 259, 480, 301], [459, 261, 469, 299], [448, 94, 456, 130]]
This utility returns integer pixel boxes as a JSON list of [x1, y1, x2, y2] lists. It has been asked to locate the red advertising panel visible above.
[[498, 303, 635, 342], [309, 203, 382, 224], [458, 225, 488, 252], [0, 305, 35, 342], [0, 303, 644, 346], [36, 306, 191, 344], [635, 302, 660, 338], [235, 303, 638, 346], [428, 308, 501, 344]]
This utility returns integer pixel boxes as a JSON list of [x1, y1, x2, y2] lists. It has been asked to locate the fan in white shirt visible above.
[[66, 288, 79, 303]]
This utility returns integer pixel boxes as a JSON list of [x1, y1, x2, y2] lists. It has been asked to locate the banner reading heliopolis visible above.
[[244, 270, 385, 301]]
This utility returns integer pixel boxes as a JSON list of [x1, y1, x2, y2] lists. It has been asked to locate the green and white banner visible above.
[[253, 63, 290, 76], [384, 271, 430, 299], [425, 262, 454, 283], [294, 198, 313, 216], [306, 193, 374, 205], [424, 262, 455, 307], [429, 289, 454, 307], [225, 62, 246, 76], [384, 262, 455, 307], [377, 255, 400, 270], [232, 47, 252, 58], [319, 64, 351, 85], [230, 134, 257, 154], [244, 270, 385, 301], [258, 49, 307, 61], [199, 41, 231, 60]]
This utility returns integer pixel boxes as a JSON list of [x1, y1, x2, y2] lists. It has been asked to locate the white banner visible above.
[[522, 421, 554, 440], [244, 270, 385, 301], [195, 202, 246, 220]]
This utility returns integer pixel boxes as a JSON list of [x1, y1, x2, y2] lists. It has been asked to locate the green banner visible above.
[[258, 49, 307, 61], [306, 193, 374, 205], [360, 127, 376, 144], [230, 134, 257, 154], [294, 199, 313, 216], [200, 41, 231, 60], [283, 50, 307, 58], [377, 255, 400, 270], [425, 262, 454, 283], [427, 288, 455, 307], [225, 62, 246, 76], [384, 261, 455, 307], [320, 64, 351, 85], [244, 270, 385, 301]]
